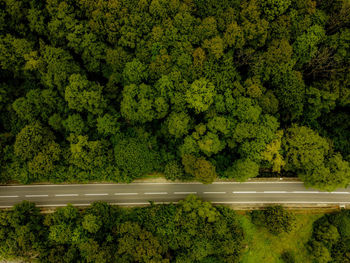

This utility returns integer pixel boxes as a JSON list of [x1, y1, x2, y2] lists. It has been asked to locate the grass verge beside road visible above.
[[238, 212, 325, 263]]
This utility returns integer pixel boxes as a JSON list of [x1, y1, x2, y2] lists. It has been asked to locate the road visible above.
[[1, 182, 350, 208]]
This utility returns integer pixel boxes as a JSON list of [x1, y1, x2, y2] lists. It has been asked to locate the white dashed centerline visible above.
[[144, 192, 168, 195], [114, 193, 138, 196], [0, 195, 19, 198], [233, 191, 257, 194], [55, 194, 79, 197], [174, 192, 197, 195], [263, 191, 287, 194], [25, 195, 48, 198], [84, 193, 109, 196], [203, 192, 226, 194]]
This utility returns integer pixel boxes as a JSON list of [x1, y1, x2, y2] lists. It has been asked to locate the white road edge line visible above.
[[292, 191, 319, 194], [114, 193, 138, 195], [55, 194, 79, 197], [203, 192, 226, 194], [1, 201, 350, 208], [174, 192, 197, 194], [144, 192, 168, 195], [0, 195, 19, 198], [212, 182, 305, 184], [84, 193, 109, 196]]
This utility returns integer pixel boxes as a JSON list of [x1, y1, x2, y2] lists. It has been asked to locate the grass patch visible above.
[[238, 212, 324, 263]]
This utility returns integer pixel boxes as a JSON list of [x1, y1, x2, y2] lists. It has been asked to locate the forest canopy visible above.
[[0, 196, 245, 263], [0, 0, 349, 190]]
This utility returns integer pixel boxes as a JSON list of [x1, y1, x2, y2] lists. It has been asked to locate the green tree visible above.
[[186, 78, 216, 113], [115, 221, 168, 263], [261, 0, 291, 21], [0, 201, 45, 258], [65, 74, 106, 115], [251, 206, 296, 235], [224, 159, 259, 181], [13, 89, 65, 123], [68, 135, 109, 171], [63, 114, 86, 135], [164, 160, 184, 181], [293, 25, 326, 66], [182, 154, 217, 183], [121, 83, 168, 123], [283, 125, 329, 172], [122, 59, 149, 85], [167, 111, 191, 138], [96, 113, 119, 136], [82, 214, 102, 234], [14, 122, 55, 161], [39, 45, 80, 92], [114, 137, 159, 179]]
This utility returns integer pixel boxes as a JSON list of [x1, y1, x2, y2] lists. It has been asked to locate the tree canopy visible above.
[[0, 0, 349, 190]]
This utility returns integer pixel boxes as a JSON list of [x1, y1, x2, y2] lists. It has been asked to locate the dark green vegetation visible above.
[[0, 196, 245, 263], [307, 210, 350, 263], [251, 205, 296, 235], [2, 199, 348, 263], [0, 0, 350, 189]]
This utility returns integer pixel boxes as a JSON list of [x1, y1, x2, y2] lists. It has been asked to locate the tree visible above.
[[68, 135, 109, 171], [167, 111, 191, 138], [186, 78, 216, 113], [251, 206, 296, 235], [293, 25, 326, 66], [96, 113, 119, 136], [114, 137, 159, 179], [182, 155, 217, 183], [0, 34, 33, 75], [13, 89, 65, 123], [308, 241, 332, 263], [283, 125, 350, 190], [82, 214, 101, 234], [63, 114, 86, 135], [14, 122, 60, 175], [122, 59, 149, 85], [224, 159, 259, 181], [14, 122, 55, 161], [121, 83, 168, 123], [224, 22, 245, 49], [46, 204, 80, 245], [115, 221, 168, 263], [299, 153, 350, 191], [164, 160, 184, 181], [39, 45, 81, 92], [0, 201, 45, 258], [262, 130, 285, 173], [65, 74, 106, 115], [283, 125, 329, 172], [261, 0, 291, 21], [203, 36, 225, 59]]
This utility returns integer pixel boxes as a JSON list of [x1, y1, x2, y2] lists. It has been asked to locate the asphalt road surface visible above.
[[1, 182, 350, 208]]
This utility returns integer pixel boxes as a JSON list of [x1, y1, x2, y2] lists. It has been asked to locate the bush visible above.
[[251, 206, 296, 235]]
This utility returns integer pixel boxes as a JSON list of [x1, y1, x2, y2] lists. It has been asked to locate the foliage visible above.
[[283, 125, 350, 190], [307, 210, 350, 263], [0, 0, 349, 188], [114, 137, 159, 179], [0, 198, 245, 263], [251, 206, 296, 235]]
